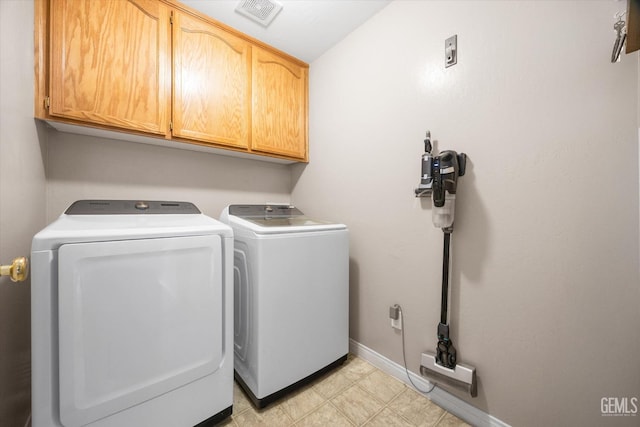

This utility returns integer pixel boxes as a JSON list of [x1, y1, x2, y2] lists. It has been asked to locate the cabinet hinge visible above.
[[169, 121, 173, 131], [44, 96, 50, 109], [170, 12, 173, 25]]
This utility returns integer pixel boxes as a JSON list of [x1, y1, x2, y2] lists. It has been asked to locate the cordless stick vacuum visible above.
[[414, 131, 477, 397]]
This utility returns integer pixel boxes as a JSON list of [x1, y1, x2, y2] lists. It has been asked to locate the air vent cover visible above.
[[235, 0, 283, 27]]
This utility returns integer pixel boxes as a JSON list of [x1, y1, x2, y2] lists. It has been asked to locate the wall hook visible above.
[[611, 12, 627, 63]]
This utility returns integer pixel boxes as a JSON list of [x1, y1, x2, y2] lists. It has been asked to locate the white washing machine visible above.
[[220, 204, 348, 408], [31, 200, 234, 427]]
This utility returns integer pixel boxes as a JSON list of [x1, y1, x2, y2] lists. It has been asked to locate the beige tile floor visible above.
[[221, 354, 471, 427]]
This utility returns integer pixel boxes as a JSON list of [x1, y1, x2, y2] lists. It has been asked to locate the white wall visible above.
[[0, 1, 47, 425], [293, 1, 640, 426]]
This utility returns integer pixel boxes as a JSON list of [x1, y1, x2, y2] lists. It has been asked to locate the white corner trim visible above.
[[349, 339, 511, 427]]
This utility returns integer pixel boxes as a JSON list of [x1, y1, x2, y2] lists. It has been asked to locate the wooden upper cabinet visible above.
[[251, 47, 308, 161], [49, 0, 170, 134], [172, 11, 251, 148], [38, 0, 309, 162], [49, 0, 171, 135]]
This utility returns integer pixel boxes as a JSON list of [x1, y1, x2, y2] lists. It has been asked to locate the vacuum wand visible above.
[[440, 231, 451, 326], [436, 230, 456, 369]]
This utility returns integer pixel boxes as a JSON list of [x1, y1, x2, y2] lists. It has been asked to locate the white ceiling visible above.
[[181, 0, 393, 63]]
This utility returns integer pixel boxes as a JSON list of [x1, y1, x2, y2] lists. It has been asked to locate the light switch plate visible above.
[[445, 35, 457, 67]]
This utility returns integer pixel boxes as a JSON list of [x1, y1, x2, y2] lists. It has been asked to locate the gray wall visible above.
[[45, 132, 292, 222], [0, 1, 291, 425], [0, 1, 46, 425], [1, 1, 639, 426], [292, 1, 640, 426]]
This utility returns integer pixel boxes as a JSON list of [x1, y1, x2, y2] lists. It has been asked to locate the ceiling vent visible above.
[[235, 0, 283, 27]]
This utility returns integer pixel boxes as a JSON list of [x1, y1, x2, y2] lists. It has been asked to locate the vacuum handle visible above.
[[424, 131, 432, 153]]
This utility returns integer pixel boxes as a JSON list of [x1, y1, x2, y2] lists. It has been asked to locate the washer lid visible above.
[[225, 204, 346, 234], [32, 200, 232, 251]]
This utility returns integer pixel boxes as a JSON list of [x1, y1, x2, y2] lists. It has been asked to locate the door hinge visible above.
[[44, 96, 50, 109]]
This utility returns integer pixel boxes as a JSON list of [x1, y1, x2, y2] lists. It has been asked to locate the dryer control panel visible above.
[[65, 200, 201, 215]]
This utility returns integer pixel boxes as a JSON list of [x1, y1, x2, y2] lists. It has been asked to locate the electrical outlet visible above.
[[389, 305, 402, 330], [391, 316, 402, 330]]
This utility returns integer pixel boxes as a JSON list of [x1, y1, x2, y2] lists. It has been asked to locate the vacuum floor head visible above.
[[420, 352, 477, 397]]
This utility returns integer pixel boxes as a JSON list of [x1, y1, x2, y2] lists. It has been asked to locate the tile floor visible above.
[[221, 354, 471, 427]]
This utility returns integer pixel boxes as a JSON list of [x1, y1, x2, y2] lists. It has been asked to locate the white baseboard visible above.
[[349, 339, 510, 427]]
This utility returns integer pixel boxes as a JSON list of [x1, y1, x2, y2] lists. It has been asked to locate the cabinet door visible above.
[[173, 11, 251, 149], [49, 0, 170, 135], [252, 47, 308, 161]]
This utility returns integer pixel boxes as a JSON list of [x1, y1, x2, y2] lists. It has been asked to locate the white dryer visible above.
[[220, 204, 348, 408], [31, 200, 234, 427]]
